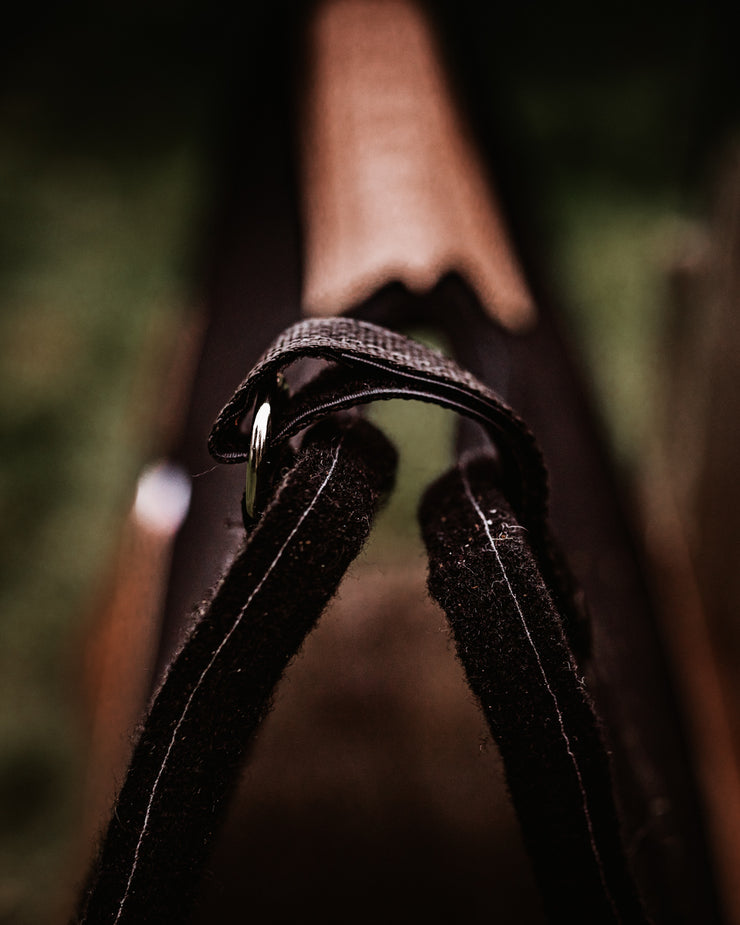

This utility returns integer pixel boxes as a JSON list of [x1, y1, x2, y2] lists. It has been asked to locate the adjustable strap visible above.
[[421, 459, 647, 924], [76, 418, 396, 924]]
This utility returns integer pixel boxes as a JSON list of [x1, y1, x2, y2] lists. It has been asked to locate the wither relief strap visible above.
[[76, 418, 396, 924]]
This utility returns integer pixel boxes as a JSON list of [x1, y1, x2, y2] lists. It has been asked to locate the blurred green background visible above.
[[0, 2, 736, 922]]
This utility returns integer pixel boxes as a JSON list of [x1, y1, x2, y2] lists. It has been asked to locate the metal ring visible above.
[[244, 399, 271, 520]]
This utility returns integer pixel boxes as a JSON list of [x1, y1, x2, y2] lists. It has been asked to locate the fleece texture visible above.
[[76, 418, 396, 924], [420, 456, 648, 925]]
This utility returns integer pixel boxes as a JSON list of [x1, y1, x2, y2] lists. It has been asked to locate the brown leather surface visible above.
[[300, 0, 535, 330]]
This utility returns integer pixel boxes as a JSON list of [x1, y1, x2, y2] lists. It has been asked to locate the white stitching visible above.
[[460, 465, 620, 921], [112, 441, 344, 923]]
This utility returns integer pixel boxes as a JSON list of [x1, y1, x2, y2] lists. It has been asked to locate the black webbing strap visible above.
[[76, 418, 396, 924], [78, 317, 646, 923], [421, 458, 648, 924]]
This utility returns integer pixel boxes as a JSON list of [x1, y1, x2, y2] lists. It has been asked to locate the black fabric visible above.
[[420, 456, 648, 924], [208, 314, 546, 534], [349, 271, 719, 923], [75, 418, 396, 924]]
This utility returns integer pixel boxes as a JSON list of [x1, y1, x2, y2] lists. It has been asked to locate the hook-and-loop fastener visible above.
[[208, 317, 549, 534]]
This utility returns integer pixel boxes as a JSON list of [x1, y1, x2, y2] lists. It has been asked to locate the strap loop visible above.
[[209, 317, 549, 535]]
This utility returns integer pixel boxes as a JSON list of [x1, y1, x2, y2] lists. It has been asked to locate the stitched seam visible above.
[[111, 441, 344, 923], [460, 465, 620, 922]]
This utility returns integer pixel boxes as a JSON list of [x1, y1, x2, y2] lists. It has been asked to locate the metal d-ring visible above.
[[244, 398, 271, 521]]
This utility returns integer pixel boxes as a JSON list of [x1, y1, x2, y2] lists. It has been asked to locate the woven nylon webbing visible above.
[[208, 316, 547, 535]]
